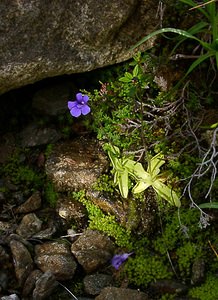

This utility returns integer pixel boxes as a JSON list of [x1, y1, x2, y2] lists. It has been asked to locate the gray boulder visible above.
[[0, 0, 159, 94]]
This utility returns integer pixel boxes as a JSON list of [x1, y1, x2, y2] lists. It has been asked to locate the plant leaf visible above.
[[132, 162, 151, 181], [123, 158, 138, 175], [170, 21, 209, 54], [131, 28, 203, 50], [132, 181, 151, 194], [117, 169, 129, 198], [199, 202, 218, 209], [119, 77, 132, 83], [148, 153, 165, 178], [185, 51, 215, 75], [152, 180, 181, 207], [103, 143, 120, 156], [133, 64, 139, 77]]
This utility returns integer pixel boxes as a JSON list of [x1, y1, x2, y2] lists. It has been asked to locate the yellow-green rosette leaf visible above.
[[148, 153, 165, 178], [118, 169, 129, 198], [132, 181, 152, 194], [132, 162, 150, 180], [114, 171, 119, 186], [152, 180, 181, 207]]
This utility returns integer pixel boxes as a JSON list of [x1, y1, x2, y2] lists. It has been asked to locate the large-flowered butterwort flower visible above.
[[68, 93, 91, 117], [111, 252, 133, 270]]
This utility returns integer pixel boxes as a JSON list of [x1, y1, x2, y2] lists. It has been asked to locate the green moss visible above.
[[176, 241, 203, 277], [189, 274, 218, 300], [1, 150, 45, 192], [44, 182, 58, 208], [72, 190, 133, 248], [93, 174, 116, 195], [124, 254, 172, 287]]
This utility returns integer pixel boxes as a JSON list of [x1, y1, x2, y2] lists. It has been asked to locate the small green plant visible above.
[[44, 182, 58, 208], [103, 143, 180, 207], [132, 0, 218, 75], [124, 254, 172, 287], [72, 190, 133, 248], [176, 241, 203, 277], [189, 274, 218, 300], [2, 151, 44, 191]]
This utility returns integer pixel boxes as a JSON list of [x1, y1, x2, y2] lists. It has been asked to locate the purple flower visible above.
[[111, 252, 133, 270], [68, 93, 91, 117]]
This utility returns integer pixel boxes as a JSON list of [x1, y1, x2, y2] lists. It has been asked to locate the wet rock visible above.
[[87, 190, 126, 225], [191, 259, 205, 285], [151, 279, 188, 295], [32, 82, 75, 116], [32, 222, 57, 240], [33, 271, 58, 300], [9, 239, 34, 286], [0, 271, 8, 292], [22, 269, 42, 298], [0, 221, 13, 232], [19, 124, 62, 147], [0, 246, 11, 293], [6, 234, 34, 251], [95, 287, 149, 300], [45, 138, 108, 192], [84, 273, 113, 295], [1, 295, 20, 300], [0, 245, 10, 263], [87, 188, 157, 234], [35, 241, 77, 280], [57, 196, 86, 225], [71, 230, 115, 273], [136, 188, 158, 235], [15, 191, 42, 214], [16, 213, 42, 239]]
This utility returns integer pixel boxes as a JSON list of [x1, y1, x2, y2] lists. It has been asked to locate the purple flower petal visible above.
[[76, 93, 83, 102], [68, 101, 77, 110], [70, 107, 81, 117], [111, 252, 133, 270], [82, 94, 89, 103], [81, 104, 91, 115]]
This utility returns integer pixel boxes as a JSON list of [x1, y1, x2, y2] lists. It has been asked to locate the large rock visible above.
[[45, 137, 108, 192], [0, 0, 159, 95]]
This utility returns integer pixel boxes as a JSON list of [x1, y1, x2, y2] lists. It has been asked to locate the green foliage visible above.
[[160, 294, 176, 300], [168, 154, 199, 179], [85, 53, 161, 151], [1, 151, 44, 191], [176, 241, 202, 277], [72, 190, 133, 248], [132, 0, 218, 75], [199, 202, 218, 209], [93, 174, 116, 194], [104, 143, 180, 207], [154, 209, 202, 254], [45, 144, 54, 158], [189, 274, 218, 300], [153, 208, 217, 281], [124, 254, 172, 286], [44, 182, 58, 208]]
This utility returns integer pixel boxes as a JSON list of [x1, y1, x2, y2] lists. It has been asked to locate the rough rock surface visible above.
[[9, 239, 34, 286], [0, 0, 159, 94], [34, 241, 77, 280], [71, 229, 115, 273], [45, 137, 108, 192], [95, 287, 149, 300], [83, 273, 113, 296]]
